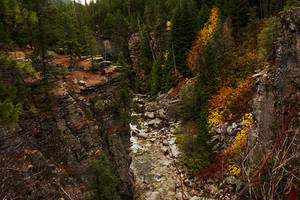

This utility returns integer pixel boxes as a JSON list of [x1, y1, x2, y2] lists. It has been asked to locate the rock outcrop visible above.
[[130, 94, 207, 200], [0, 61, 133, 199], [128, 32, 166, 93], [248, 7, 300, 163]]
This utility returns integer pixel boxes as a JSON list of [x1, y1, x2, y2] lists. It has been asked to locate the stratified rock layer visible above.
[[0, 61, 133, 200], [248, 7, 300, 163]]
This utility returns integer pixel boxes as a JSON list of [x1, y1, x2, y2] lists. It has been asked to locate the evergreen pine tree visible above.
[[150, 60, 161, 97], [24, 0, 58, 82], [82, 25, 99, 60], [169, 0, 198, 77], [285, 0, 300, 9], [0, 22, 10, 48], [197, 1, 210, 29], [223, 0, 249, 35], [57, 7, 82, 61], [87, 153, 120, 200], [0, 53, 36, 126]]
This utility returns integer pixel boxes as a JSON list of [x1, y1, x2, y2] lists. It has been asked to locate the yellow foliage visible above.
[[166, 20, 172, 31], [228, 165, 241, 176], [175, 68, 183, 81], [187, 7, 219, 71], [207, 77, 254, 133], [207, 87, 234, 132], [224, 113, 253, 155], [164, 51, 169, 61], [220, 37, 262, 87], [207, 108, 224, 132]]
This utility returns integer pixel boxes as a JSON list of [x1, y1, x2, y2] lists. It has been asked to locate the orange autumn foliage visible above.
[[209, 87, 234, 111], [227, 77, 255, 121], [207, 77, 255, 131], [187, 7, 219, 72], [220, 37, 262, 87], [224, 113, 253, 155], [207, 87, 234, 131]]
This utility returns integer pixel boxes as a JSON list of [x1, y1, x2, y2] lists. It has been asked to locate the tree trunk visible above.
[[85, 0, 88, 16], [128, 0, 131, 17], [73, 0, 77, 17]]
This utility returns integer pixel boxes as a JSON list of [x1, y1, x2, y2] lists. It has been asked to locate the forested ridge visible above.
[[0, 0, 299, 199]]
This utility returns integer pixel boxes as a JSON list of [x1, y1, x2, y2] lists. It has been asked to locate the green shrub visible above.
[[94, 99, 105, 111], [258, 16, 281, 61], [284, 0, 300, 10], [150, 60, 161, 98], [175, 122, 215, 173], [85, 108, 94, 120], [87, 153, 120, 200], [0, 53, 34, 126]]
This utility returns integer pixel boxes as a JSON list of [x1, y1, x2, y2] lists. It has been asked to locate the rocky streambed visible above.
[[129, 94, 210, 200]]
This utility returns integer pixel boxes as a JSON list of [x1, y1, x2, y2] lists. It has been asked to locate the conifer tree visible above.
[[14, 8, 38, 48], [87, 153, 119, 200], [197, 1, 210, 29], [150, 60, 161, 97], [168, 0, 198, 77], [0, 22, 10, 48], [0, 53, 36, 126], [82, 25, 99, 60], [0, 0, 20, 48], [57, 7, 82, 61], [24, 0, 58, 82], [285, 0, 300, 9]]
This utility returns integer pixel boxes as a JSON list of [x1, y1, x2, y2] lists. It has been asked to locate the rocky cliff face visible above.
[[248, 7, 300, 166], [128, 32, 166, 93], [0, 61, 133, 199]]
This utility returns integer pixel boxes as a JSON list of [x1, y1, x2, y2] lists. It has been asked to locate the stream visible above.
[[129, 95, 202, 200]]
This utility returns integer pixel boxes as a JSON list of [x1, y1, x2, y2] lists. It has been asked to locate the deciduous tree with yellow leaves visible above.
[[187, 7, 219, 72]]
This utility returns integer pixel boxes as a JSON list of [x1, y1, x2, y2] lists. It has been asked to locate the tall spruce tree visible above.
[[87, 153, 120, 200], [23, 0, 58, 82], [57, 6, 82, 61], [169, 0, 198, 77], [150, 60, 161, 97], [197, 1, 210, 29], [0, 53, 36, 126]]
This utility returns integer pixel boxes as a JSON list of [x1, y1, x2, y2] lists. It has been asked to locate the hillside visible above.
[[0, 0, 299, 200]]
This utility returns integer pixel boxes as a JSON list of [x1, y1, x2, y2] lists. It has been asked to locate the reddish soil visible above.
[[52, 55, 92, 70], [8, 51, 118, 99], [8, 50, 32, 58], [69, 71, 108, 87], [52, 55, 71, 67]]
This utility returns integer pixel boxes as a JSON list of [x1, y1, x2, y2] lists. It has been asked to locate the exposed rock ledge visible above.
[[0, 61, 134, 199]]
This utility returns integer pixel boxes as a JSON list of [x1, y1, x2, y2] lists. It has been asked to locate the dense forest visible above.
[[1, 0, 299, 199]]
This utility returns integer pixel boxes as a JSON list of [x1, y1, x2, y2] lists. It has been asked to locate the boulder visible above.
[[145, 102, 159, 112], [88, 61, 112, 71], [136, 131, 148, 139], [232, 122, 238, 129], [161, 146, 169, 155], [99, 60, 112, 67], [148, 191, 160, 200], [144, 111, 155, 119], [79, 80, 86, 86], [148, 118, 162, 128], [227, 125, 234, 135], [47, 50, 58, 57], [156, 109, 166, 119], [89, 56, 104, 62], [162, 140, 169, 146]]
